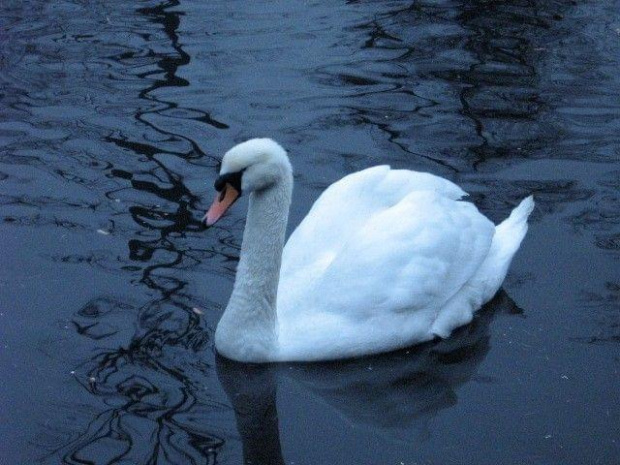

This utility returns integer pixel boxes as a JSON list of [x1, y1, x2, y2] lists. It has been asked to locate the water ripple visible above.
[[1, 0, 619, 463]]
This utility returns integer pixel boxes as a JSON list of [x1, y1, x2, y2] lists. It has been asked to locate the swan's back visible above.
[[280, 166, 467, 287]]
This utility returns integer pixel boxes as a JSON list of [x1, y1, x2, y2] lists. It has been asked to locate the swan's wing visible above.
[[280, 166, 467, 287], [281, 191, 494, 324]]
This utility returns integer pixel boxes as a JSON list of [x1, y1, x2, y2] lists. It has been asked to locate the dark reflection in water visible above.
[[1, 0, 619, 463], [45, 299, 219, 464], [311, 0, 565, 175], [218, 292, 520, 465], [217, 361, 285, 465]]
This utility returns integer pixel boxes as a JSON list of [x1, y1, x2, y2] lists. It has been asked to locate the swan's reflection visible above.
[[217, 291, 522, 463], [216, 360, 286, 465]]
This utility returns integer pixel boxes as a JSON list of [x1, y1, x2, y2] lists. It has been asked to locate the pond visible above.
[[1, 0, 619, 464]]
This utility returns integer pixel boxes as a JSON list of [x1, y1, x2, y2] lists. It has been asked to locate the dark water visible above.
[[1, 0, 619, 463]]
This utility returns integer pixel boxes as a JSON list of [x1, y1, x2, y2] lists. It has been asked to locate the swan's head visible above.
[[203, 138, 292, 226]]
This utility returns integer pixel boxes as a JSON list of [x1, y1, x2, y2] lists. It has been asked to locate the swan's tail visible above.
[[495, 195, 535, 256], [430, 196, 534, 338], [477, 195, 535, 302]]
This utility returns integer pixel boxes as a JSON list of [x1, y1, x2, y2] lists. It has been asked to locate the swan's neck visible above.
[[215, 177, 292, 362]]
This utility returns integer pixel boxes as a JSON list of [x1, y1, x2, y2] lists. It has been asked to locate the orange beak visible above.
[[203, 183, 241, 226]]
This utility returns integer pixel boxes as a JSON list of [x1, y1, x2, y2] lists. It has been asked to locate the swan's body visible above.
[[206, 139, 534, 363]]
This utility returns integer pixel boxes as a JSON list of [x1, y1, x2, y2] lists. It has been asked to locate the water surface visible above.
[[1, 0, 619, 464]]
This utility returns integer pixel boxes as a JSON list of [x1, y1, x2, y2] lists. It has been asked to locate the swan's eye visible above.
[[214, 177, 226, 192], [219, 186, 227, 202], [214, 170, 243, 194]]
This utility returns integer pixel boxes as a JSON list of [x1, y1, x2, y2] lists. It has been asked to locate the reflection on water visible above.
[[217, 360, 285, 465], [1, 0, 619, 463], [40, 298, 221, 464], [281, 292, 522, 442], [40, 290, 518, 464], [218, 292, 519, 464]]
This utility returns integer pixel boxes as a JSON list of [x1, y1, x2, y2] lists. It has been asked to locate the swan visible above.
[[204, 138, 534, 363]]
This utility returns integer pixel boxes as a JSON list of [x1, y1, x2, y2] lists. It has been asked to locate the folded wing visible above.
[[278, 166, 490, 323]]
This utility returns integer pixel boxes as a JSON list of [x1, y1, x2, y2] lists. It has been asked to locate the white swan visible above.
[[204, 139, 534, 363]]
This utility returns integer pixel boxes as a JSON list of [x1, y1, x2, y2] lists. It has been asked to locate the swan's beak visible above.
[[203, 184, 240, 226]]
